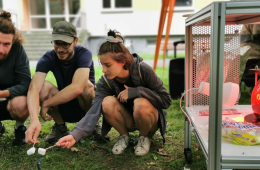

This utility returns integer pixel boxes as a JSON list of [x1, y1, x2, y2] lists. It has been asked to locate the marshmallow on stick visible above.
[[27, 141, 36, 155], [27, 147, 36, 155], [38, 148, 46, 155], [38, 144, 56, 155]]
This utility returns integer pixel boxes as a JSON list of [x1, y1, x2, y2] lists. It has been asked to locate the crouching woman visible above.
[[56, 29, 171, 156]]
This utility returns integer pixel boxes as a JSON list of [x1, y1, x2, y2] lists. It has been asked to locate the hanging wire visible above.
[[180, 88, 199, 124]]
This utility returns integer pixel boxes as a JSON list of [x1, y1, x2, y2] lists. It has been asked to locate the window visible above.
[[49, 0, 65, 15], [102, 0, 132, 11], [51, 17, 65, 27], [174, 0, 194, 11], [176, 0, 192, 7], [29, 0, 80, 29], [30, 0, 46, 15], [103, 0, 111, 8], [69, 17, 81, 27], [115, 0, 131, 8], [69, 0, 80, 14], [31, 18, 46, 29]]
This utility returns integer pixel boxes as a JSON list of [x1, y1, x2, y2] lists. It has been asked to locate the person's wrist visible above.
[[30, 118, 40, 124], [70, 134, 77, 142], [42, 100, 49, 108]]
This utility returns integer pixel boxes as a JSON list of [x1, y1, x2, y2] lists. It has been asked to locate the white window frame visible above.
[[101, 0, 133, 13], [29, 0, 79, 30]]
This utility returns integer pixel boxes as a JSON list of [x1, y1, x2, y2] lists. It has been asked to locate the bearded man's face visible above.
[[0, 32, 13, 61]]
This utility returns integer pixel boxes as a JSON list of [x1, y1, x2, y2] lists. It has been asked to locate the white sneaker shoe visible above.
[[134, 136, 151, 156], [112, 134, 129, 155]]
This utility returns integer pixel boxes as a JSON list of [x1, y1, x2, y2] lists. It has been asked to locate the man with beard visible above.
[[25, 21, 95, 144], [0, 11, 31, 146]]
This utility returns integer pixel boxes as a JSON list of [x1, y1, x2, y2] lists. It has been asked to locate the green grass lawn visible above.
[[0, 66, 251, 170]]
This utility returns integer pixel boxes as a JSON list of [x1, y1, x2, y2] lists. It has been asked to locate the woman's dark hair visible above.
[[98, 29, 133, 70], [0, 10, 24, 45]]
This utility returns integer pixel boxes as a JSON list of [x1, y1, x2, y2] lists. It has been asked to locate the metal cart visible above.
[[184, 1, 260, 170]]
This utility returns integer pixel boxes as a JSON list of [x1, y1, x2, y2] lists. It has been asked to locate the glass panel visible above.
[[30, 0, 45, 15], [0, 0, 3, 9], [69, 17, 75, 23], [115, 0, 131, 8], [103, 0, 111, 8], [70, 17, 81, 28], [176, 0, 192, 7], [49, 0, 65, 15], [50, 18, 66, 27], [69, 0, 80, 14], [31, 18, 46, 28]]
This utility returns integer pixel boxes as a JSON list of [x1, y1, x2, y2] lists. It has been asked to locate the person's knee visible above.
[[39, 81, 57, 102], [8, 97, 29, 121], [133, 98, 152, 118], [102, 96, 117, 116]]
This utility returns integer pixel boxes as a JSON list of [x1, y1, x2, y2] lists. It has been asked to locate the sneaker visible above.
[[112, 135, 129, 155], [0, 121, 5, 137], [92, 121, 102, 136], [92, 122, 110, 141], [45, 124, 70, 143], [134, 136, 151, 156], [12, 125, 26, 146]]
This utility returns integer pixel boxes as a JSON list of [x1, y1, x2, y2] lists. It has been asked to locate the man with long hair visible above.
[[0, 10, 31, 146]]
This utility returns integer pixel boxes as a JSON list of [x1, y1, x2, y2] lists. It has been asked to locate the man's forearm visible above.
[[27, 89, 40, 121], [44, 84, 83, 108], [0, 90, 10, 98]]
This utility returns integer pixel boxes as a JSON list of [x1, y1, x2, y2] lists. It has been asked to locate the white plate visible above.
[[0, 98, 6, 101]]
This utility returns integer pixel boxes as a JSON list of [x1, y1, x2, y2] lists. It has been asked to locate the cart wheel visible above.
[[184, 148, 192, 163]]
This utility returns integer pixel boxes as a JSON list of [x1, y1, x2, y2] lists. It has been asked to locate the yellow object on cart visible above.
[[230, 131, 260, 146]]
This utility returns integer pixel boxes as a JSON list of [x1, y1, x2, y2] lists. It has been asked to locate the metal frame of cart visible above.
[[184, 1, 260, 170]]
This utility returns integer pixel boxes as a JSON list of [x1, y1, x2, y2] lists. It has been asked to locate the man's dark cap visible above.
[[52, 21, 77, 43]]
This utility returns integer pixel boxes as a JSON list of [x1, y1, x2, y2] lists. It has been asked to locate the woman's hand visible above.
[[56, 135, 76, 149], [117, 85, 129, 103]]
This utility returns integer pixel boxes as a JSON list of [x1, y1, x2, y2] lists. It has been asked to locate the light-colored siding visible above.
[[84, 0, 194, 36], [133, 0, 161, 11], [195, 0, 230, 10]]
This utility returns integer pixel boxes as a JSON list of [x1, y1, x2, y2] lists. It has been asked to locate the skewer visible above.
[[45, 144, 56, 150]]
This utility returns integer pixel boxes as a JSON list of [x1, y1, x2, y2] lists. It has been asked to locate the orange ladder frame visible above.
[[153, 0, 176, 71]]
